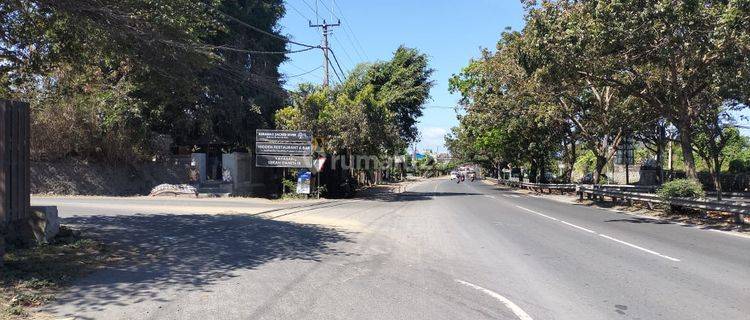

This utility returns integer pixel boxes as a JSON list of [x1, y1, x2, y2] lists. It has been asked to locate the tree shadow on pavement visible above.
[[360, 191, 482, 202], [605, 216, 749, 232], [42, 213, 354, 319]]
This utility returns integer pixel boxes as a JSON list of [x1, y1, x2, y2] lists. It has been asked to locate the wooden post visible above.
[[1, 100, 31, 264]]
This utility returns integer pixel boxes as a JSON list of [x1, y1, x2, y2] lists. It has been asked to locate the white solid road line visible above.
[[516, 206, 561, 222], [598, 234, 681, 262], [559, 220, 596, 234], [515, 205, 681, 262], [455, 280, 534, 320]]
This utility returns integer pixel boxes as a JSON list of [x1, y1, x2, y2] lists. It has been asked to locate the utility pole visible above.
[[309, 19, 340, 87]]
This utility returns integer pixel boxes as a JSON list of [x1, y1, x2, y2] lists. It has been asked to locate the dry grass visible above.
[[1, 227, 114, 319]]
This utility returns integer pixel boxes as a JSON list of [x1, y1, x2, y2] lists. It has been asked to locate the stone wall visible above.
[[31, 157, 190, 196]]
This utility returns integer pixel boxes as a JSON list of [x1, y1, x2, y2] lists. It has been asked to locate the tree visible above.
[[369, 46, 435, 144], [275, 47, 434, 189], [1, 0, 290, 160], [692, 106, 743, 202], [448, 31, 567, 183], [525, 0, 750, 179]]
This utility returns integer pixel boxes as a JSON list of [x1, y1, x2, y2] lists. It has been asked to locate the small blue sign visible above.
[[296, 170, 312, 194]]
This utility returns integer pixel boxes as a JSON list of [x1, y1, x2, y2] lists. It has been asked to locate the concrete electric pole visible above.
[[309, 19, 340, 87]]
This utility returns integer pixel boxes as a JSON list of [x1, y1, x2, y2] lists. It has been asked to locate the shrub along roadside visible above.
[[657, 179, 706, 213], [657, 179, 706, 199]]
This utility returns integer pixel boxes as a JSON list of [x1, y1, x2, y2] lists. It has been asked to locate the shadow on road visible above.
[[605, 216, 749, 232], [43, 213, 354, 319], [361, 191, 482, 202]]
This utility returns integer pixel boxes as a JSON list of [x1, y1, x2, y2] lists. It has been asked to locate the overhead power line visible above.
[[329, 0, 369, 60], [286, 65, 324, 78], [331, 34, 355, 70], [210, 45, 319, 55], [218, 11, 321, 49], [309, 19, 341, 87], [300, 0, 366, 62], [285, 1, 312, 21], [328, 47, 348, 80], [300, 0, 320, 22], [328, 58, 344, 84]]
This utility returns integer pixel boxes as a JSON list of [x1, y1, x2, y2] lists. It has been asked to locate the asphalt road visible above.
[[34, 178, 750, 319]]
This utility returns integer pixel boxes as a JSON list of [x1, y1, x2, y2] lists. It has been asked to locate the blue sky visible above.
[[277, 0, 526, 153]]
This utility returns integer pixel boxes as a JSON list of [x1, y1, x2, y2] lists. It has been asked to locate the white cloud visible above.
[[417, 127, 449, 153]]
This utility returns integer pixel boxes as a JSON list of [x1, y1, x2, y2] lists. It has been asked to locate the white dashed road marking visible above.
[[598, 234, 681, 262], [515, 205, 681, 262]]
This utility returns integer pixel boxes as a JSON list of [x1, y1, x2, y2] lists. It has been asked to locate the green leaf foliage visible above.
[[657, 179, 706, 200]]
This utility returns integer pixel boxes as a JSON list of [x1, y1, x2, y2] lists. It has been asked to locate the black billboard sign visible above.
[[256, 142, 312, 155], [256, 130, 312, 143], [256, 155, 312, 168]]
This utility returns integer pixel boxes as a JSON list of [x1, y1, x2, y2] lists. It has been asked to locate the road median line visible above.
[[514, 205, 681, 262]]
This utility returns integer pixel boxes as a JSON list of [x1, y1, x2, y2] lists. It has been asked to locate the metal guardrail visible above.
[[494, 179, 747, 222], [520, 182, 577, 194], [595, 184, 658, 193], [497, 179, 576, 194], [500, 179, 750, 200], [705, 191, 750, 199], [577, 186, 748, 223]]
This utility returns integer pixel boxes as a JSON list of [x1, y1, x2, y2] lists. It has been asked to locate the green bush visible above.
[[657, 179, 705, 200]]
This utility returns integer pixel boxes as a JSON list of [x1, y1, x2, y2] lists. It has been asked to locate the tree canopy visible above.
[[447, 0, 750, 189], [276, 46, 434, 157], [2, 0, 289, 161]]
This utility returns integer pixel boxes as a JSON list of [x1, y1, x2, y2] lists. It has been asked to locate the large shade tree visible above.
[[1, 0, 289, 160], [523, 0, 750, 179]]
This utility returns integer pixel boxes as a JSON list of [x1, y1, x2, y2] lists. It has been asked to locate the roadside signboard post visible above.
[[255, 130, 313, 169], [296, 171, 311, 194], [255, 130, 315, 196], [616, 136, 634, 184], [256, 130, 312, 143], [256, 142, 312, 156], [256, 155, 312, 168]]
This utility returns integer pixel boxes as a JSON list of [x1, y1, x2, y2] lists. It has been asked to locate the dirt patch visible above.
[[31, 158, 188, 196], [1, 227, 115, 319]]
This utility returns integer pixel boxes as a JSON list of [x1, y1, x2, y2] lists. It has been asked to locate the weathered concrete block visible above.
[[28, 206, 60, 245]]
